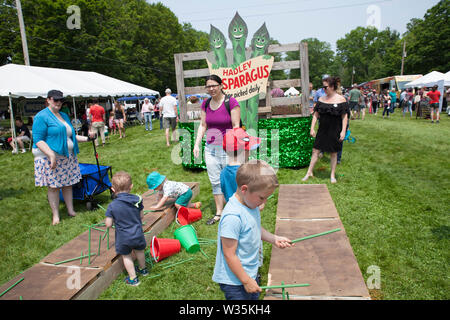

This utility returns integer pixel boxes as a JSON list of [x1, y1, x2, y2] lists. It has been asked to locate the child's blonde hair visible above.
[[111, 171, 132, 193], [236, 160, 278, 192]]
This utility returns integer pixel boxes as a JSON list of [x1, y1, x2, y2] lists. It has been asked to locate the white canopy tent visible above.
[[405, 70, 449, 113], [0, 64, 159, 98], [284, 87, 300, 96], [0, 63, 159, 151], [404, 71, 444, 88]]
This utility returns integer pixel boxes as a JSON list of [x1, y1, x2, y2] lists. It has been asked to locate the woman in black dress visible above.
[[302, 76, 349, 183]]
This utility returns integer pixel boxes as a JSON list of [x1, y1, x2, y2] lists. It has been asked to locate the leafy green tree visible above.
[[335, 26, 400, 85], [402, 0, 450, 74], [0, 0, 209, 94], [288, 38, 335, 89]]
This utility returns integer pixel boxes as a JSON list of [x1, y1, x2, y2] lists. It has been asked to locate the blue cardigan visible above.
[[32, 107, 79, 157]]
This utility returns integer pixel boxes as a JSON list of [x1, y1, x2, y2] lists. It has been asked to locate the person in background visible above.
[[427, 85, 441, 124], [348, 83, 361, 120], [32, 90, 96, 225], [114, 101, 127, 138], [388, 89, 397, 113], [381, 89, 391, 119], [141, 98, 154, 131], [9, 116, 31, 154], [160, 89, 178, 146], [89, 100, 106, 147], [371, 89, 379, 115], [302, 76, 348, 183]]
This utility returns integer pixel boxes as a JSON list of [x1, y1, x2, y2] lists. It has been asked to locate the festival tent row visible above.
[[0, 63, 159, 150], [405, 70, 450, 112]]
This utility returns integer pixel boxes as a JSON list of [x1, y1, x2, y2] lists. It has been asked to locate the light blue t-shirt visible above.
[[212, 195, 262, 286], [220, 165, 240, 202]]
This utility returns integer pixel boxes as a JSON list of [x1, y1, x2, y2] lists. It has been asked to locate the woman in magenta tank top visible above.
[[193, 75, 241, 225]]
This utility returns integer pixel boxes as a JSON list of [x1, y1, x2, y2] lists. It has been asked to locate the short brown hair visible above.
[[111, 171, 132, 193], [236, 160, 278, 192]]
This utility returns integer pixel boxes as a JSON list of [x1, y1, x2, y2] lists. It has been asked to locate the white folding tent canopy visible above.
[[404, 71, 445, 88], [404, 70, 450, 112], [0, 64, 159, 98], [284, 87, 300, 96], [0, 63, 159, 150]]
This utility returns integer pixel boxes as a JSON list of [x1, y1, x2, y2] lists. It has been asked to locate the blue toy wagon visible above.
[[60, 141, 113, 210]]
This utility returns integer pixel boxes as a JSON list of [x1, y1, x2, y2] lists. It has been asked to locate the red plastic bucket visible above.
[[150, 236, 181, 262], [177, 206, 202, 225]]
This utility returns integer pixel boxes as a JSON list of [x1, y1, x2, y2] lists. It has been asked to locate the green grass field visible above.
[[0, 110, 448, 300]]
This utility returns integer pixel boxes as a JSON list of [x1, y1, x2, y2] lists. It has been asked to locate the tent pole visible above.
[[72, 97, 78, 132], [8, 94, 17, 152]]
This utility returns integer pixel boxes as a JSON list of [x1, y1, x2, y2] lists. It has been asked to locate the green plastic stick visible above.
[[102, 228, 109, 240], [96, 204, 106, 211], [82, 224, 106, 233], [107, 228, 110, 250], [80, 250, 83, 265], [291, 228, 341, 243], [0, 277, 24, 298], [281, 281, 285, 300], [97, 234, 102, 255], [161, 257, 195, 270], [54, 253, 96, 265], [260, 283, 310, 290], [88, 226, 91, 265]]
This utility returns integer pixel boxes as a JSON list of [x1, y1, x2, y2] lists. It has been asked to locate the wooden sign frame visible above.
[[174, 42, 310, 123]]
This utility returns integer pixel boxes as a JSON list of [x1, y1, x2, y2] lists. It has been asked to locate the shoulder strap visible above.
[[205, 95, 231, 115]]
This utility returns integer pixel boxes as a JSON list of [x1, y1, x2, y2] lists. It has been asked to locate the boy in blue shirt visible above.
[[220, 128, 261, 203], [105, 171, 148, 286], [212, 160, 293, 300]]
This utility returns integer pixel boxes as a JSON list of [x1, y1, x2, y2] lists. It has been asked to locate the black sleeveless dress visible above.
[[313, 101, 349, 153]]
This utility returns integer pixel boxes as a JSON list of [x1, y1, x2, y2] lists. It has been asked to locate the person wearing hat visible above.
[[32, 90, 96, 225], [146, 171, 201, 211], [159, 88, 178, 146], [220, 128, 261, 204], [140, 97, 154, 131]]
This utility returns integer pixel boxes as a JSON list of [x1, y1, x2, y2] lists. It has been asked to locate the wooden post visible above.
[[299, 42, 310, 116], [174, 53, 187, 123]]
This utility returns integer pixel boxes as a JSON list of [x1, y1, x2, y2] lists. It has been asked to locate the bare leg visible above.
[[165, 128, 170, 146], [330, 152, 338, 183], [47, 187, 61, 225], [134, 249, 146, 270], [122, 254, 137, 279], [302, 148, 320, 181], [207, 194, 225, 224], [61, 185, 76, 217]]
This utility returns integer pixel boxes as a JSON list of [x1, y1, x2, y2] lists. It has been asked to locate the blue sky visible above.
[[150, 0, 440, 51]]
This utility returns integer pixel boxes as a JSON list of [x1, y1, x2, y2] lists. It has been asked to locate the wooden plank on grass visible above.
[[264, 184, 370, 300]]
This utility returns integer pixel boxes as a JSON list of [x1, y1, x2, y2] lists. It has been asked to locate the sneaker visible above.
[[124, 276, 140, 286], [135, 266, 149, 277], [21, 149, 26, 153], [11, 150, 18, 154]]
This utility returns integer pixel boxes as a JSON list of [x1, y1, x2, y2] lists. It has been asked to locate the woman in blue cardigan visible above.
[[32, 90, 95, 225]]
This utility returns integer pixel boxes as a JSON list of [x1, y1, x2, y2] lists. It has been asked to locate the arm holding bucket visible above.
[[221, 237, 262, 294]]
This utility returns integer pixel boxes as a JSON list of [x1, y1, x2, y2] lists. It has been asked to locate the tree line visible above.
[[1, 0, 448, 93]]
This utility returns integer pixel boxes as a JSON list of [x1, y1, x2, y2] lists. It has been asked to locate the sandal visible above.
[[206, 214, 221, 225]]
